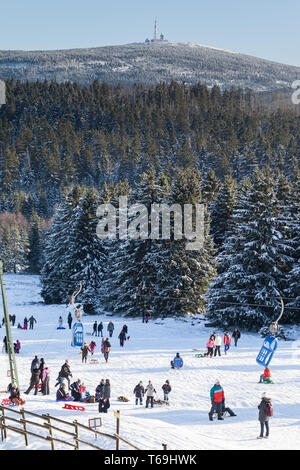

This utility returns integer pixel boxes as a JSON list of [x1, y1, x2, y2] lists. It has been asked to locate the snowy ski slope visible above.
[[0, 274, 299, 450]]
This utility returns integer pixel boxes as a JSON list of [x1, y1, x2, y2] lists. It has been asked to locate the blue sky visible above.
[[1, 0, 300, 66]]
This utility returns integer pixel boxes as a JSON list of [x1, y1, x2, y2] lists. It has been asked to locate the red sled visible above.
[[1, 399, 16, 406], [62, 403, 85, 411]]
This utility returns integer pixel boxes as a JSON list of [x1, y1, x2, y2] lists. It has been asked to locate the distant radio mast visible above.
[[154, 17, 158, 41]]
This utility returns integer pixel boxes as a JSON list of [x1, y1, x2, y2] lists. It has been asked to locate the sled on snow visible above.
[[260, 378, 274, 384], [57, 326, 66, 330], [153, 399, 169, 406], [194, 353, 206, 358], [89, 358, 99, 364], [62, 403, 85, 411], [56, 397, 74, 402], [1, 399, 17, 407], [117, 396, 130, 402]]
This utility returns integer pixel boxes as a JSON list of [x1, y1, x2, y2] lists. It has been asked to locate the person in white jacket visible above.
[[214, 333, 222, 357], [145, 381, 156, 408]]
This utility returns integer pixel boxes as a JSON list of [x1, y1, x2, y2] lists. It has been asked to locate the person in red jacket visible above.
[[209, 380, 225, 421], [224, 332, 231, 355], [259, 367, 272, 383]]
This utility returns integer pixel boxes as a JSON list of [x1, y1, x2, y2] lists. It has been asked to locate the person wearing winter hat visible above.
[[133, 381, 145, 405], [162, 380, 172, 403], [257, 392, 273, 439], [209, 380, 225, 421]]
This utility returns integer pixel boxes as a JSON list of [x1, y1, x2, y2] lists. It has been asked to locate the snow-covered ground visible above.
[[0, 274, 300, 450]]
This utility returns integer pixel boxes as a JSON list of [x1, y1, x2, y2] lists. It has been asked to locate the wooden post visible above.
[[1, 407, 7, 439], [45, 414, 55, 450], [21, 409, 28, 446], [162, 443, 168, 450], [74, 420, 79, 450], [115, 410, 120, 450]]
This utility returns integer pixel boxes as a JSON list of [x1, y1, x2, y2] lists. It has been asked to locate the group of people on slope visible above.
[[133, 380, 171, 407], [209, 379, 273, 439], [24, 355, 50, 396], [205, 329, 241, 357], [91, 320, 115, 338], [2, 336, 21, 354]]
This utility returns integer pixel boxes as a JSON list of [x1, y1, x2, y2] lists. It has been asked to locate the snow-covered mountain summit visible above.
[[0, 41, 299, 91]]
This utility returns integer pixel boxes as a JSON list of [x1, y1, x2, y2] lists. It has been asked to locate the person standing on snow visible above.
[[89, 340, 96, 355], [118, 329, 126, 347], [232, 328, 241, 347], [107, 321, 114, 338], [95, 379, 105, 402], [209, 380, 225, 421], [67, 313, 73, 330], [97, 321, 103, 337], [29, 315, 37, 330], [58, 316, 63, 328], [59, 360, 72, 390], [214, 333, 222, 357], [257, 392, 272, 439], [41, 367, 50, 395], [133, 381, 145, 405], [81, 342, 91, 363], [92, 321, 98, 336], [24, 368, 40, 395], [224, 332, 231, 355], [103, 338, 111, 363], [30, 355, 40, 373], [206, 336, 215, 358], [162, 380, 172, 403], [145, 381, 156, 408]]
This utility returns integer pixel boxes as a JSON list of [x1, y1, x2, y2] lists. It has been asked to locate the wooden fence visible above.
[[0, 405, 162, 451]]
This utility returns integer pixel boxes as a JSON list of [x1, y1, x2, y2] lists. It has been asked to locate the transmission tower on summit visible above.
[[145, 18, 167, 43], [154, 17, 158, 42]]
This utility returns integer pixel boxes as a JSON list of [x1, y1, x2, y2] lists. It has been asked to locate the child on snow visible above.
[[224, 332, 231, 354], [162, 380, 171, 402], [89, 341, 96, 355], [259, 367, 272, 383]]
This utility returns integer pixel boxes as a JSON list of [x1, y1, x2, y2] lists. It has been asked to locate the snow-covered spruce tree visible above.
[[206, 167, 292, 330], [283, 169, 300, 323], [110, 167, 216, 317], [61, 186, 107, 314], [40, 185, 84, 304], [210, 171, 237, 248], [109, 167, 167, 316], [148, 168, 216, 317]]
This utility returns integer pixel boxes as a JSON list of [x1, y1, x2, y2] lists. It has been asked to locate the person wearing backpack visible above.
[[257, 392, 273, 439]]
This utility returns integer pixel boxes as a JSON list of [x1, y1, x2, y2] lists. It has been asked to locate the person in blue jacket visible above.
[[170, 353, 183, 369]]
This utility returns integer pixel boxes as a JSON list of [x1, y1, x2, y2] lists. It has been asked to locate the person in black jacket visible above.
[[162, 380, 171, 403], [59, 360, 72, 389], [118, 329, 126, 347], [133, 381, 145, 405], [92, 321, 98, 336], [97, 322, 103, 337], [24, 368, 40, 395], [95, 379, 105, 402], [232, 328, 241, 347], [70, 379, 82, 401], [67, 313, 73, 330], [103, 339, 111, 363], [98, 379, 111, 413]]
